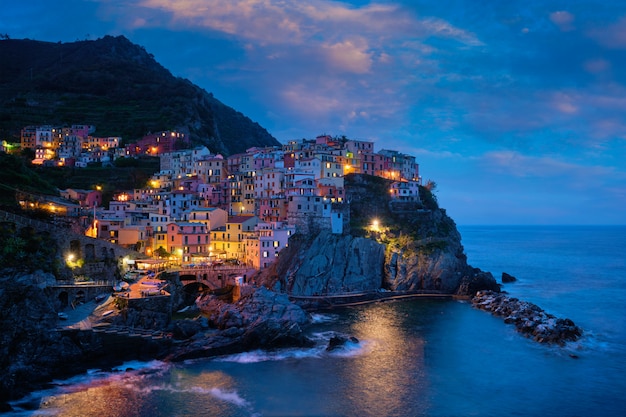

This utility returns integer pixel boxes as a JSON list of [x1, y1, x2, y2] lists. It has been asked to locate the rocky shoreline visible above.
[[1, 275, 584, 412], [472, 290, 583, 346]]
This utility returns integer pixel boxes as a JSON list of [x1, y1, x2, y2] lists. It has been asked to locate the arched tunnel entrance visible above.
[[58, 291, 69, 309], [181, 281, 212, 305]]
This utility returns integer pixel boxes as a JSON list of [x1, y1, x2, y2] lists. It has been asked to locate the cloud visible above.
[[480, 150, 614, 180], [322, 38, 373, 73], [583, 58, 610, 74], [136, 0, 480, 47], [549, 11, 575, 31], [118, 0, 485, 138], [588, 16, 626, 48]]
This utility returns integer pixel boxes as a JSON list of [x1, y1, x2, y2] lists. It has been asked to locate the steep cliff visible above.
[[383, 208, 469, 292], [260, 232, 386, 296], [257, 174, 499, 296]]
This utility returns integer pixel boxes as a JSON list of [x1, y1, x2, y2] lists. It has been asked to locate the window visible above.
[[263, 251, 269, 258]]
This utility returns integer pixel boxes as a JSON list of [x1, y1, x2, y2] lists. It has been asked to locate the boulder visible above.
[[456, 269, 501, 296], [502, 272, 517, 283], [326, 334, 360, 351], [171, 320, 203, 340]]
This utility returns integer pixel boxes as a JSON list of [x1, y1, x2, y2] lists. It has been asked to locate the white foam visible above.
[[207, 387, 250, 407], [327, 339, 375, 358], [310, 313, 339, 323], [215, 346, 327, 363]]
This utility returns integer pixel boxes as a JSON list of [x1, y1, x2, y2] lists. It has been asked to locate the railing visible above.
[[288, 290, 456, 309], [52, 280, 112, 287]]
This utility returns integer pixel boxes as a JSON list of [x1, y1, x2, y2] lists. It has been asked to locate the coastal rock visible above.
[[257, 231, 386, 296], [456, 268, 501, 296], [0, 271, 65, 402], [472, 291, 583, 345], [502, 272, 517, 283], [326, 334, 360, 352], [165, 286, 314, 361], [384, 210, 472, 293], [199, 286, 310, 328], [171, 320, 204, 340]]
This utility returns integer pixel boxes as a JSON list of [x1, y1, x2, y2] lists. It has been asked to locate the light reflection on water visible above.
[[11, 295, 626, 417], [344, 303, 429, 417]]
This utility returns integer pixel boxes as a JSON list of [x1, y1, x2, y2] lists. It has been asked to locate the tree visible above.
[[154, 246, 170, 258], [424, 180, 437, 192]]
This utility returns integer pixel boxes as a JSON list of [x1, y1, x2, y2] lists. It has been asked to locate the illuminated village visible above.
[[13, 126, 422, 271]]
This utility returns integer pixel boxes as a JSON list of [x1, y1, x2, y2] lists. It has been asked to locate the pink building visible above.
[[245, 222, 295, 269], [60, 188, 102, 208], [167, 221, 211, 264]]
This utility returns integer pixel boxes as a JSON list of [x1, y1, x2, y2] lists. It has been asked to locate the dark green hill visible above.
[[0, 35, 279, 155]]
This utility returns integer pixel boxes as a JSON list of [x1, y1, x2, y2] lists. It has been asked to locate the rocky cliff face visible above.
[[259, 232, 386, 296], [384, 209, 469, 292], [166, 286, 313, 362], [257, 174, 499, 296], [0, 271, 81, 403]]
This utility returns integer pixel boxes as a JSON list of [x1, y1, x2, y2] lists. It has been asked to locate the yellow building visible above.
[[210, 215, 259, 261]]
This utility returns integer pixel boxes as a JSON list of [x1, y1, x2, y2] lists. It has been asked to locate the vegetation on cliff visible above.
[[0, 222, 60, 273], [0, 36, 279, 155]]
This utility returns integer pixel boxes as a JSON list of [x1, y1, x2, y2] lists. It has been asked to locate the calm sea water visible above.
[[9, 226, 626, 417]]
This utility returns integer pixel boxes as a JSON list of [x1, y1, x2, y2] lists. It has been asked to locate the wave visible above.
[[7, 360, 170, 416], [563, 329, 625, 356], [214, 346, 326, 363], [310, 312, 340, 323], [215, 331, 373, 364]]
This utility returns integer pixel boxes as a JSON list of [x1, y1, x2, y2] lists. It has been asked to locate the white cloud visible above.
[[549, 11, 575, 31], [480, 150, 613, 180], [322, 38, 373, 73], [588, 16, 626, 49]]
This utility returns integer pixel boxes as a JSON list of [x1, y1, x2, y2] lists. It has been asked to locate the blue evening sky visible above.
[[2, 0, 626, 225]]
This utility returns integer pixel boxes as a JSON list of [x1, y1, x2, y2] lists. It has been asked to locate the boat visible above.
[[95, 293, 108, 302], [113, 281, 130, 292]]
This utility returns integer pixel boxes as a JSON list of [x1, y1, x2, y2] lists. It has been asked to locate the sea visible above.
[[7, 225, 626, 417]]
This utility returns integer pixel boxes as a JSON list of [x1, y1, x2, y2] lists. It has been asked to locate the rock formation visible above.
[[472, 291, 582, 345], [256, 174, 500, 297], [502, 272, 517, 283], [260, 232, 386, 296], [167, 286, 313, 361]]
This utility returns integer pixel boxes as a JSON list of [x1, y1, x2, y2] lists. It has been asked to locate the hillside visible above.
[[0, 35, 280, 155]]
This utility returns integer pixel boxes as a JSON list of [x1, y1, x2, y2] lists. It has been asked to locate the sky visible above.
[[2, 0, 626, 225]]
